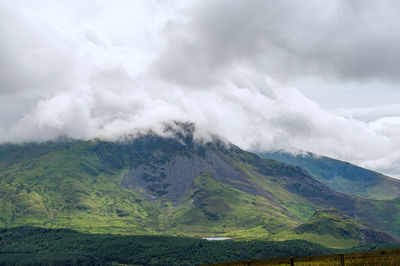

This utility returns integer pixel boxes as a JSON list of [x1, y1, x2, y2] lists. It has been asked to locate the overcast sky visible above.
[[2, 0, 400, 177]]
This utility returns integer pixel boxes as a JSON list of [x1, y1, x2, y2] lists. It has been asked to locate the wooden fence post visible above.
[[340, 254, 345, 266], [290, 258, 294, 266]]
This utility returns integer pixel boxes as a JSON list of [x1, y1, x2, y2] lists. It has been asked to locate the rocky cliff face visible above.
[[122, 149, 242, 203]]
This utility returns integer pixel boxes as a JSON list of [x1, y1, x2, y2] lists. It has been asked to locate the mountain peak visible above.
[[163, 121, 195, 143]]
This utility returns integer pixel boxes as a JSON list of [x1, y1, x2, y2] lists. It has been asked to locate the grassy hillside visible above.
[[0, 139, 160, 233], [259, 150, 400, 200], [169, 174, 298, 235], [272, 209, 398, 249]]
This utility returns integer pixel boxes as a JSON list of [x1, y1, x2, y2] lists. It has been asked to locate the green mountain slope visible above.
[[273, 208, 398, 249], [0, 139, 160, 233], [258, 151, 400, 200], [0, 124, 399, 244], [169, 174, 299, 235]]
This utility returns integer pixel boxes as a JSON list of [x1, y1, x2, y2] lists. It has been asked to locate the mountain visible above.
[[273, 208, 399, 249], [0, 123, 399, 245], [258, 151, 400, 200]]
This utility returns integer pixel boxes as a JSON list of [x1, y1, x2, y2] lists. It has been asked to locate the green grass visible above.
[[236, 162, 316, 222], [220, 225, 270, 239], [168, 174, 300, 236], [273, 231, 360, 249]]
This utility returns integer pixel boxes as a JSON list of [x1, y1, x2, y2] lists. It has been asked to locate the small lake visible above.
[[202, 237, 231, 241]]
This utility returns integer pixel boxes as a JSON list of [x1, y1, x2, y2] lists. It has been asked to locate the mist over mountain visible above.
[[2, 1, 400, 177]]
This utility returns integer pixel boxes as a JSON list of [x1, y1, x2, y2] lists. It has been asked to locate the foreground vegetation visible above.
[[0, 226, 334, 265], [0, 227, 399, 266], [214, 248, 400, 265]]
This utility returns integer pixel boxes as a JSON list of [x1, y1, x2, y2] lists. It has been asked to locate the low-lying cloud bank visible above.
[[2, 0, 400, 177]]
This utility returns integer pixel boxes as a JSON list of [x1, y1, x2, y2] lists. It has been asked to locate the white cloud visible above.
[[1, 0, 400, 178]]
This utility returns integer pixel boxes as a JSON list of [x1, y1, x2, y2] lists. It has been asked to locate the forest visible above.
[[1, 227, 399, 265]]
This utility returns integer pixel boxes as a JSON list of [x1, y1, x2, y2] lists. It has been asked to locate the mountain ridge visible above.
[[258, 150, 400, 200]]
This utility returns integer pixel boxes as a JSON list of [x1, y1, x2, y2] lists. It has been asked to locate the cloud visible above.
[[336, 104, 400, 122], [2, 0, 400, 178], [155, 0, 400, 86]]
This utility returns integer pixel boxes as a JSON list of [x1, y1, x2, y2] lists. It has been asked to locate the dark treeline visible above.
[[0, 227, 398, 266]]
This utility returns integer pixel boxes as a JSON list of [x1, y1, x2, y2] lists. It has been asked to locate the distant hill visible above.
[[0, 122, 400, 245], [258, 151, 400, 200]]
